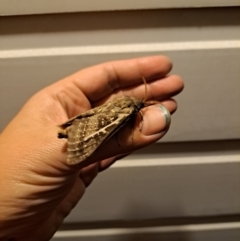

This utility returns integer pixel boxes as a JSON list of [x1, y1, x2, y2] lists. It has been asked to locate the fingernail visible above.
[[158, 104, 171, 128], [140, 104, 171, 136]]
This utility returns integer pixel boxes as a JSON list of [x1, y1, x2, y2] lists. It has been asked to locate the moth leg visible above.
[[58, 129, 68, 139], [130, 111, 143, 142], [138, 110, 144, 131], [116, 110, 143, 146], [116, 133, 121, 146], [128, 112, 143, 144], [116, 119, 135, 146]]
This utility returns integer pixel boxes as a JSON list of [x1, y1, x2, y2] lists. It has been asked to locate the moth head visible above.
[[128, 96, 145, 109]]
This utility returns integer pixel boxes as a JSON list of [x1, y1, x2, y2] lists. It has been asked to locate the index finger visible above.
[[62, 56, 172, 102]]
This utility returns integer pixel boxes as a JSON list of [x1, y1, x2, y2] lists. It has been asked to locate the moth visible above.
[[58, 77, 156, 165]]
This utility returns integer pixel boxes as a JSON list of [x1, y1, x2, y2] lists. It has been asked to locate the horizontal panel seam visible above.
[[1, 40, 240, 59], [113, 154, 240, 168], [53, 221, 240, 237]]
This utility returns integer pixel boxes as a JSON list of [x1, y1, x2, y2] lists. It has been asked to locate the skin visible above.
[[0, 56, 184, 240]]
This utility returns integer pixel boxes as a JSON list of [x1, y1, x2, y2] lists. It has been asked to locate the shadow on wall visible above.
[[115, 202, 191, 241], [55, 204, 192, 241]]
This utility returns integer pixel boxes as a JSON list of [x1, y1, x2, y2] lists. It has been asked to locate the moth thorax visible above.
[[129, 97, 144, 110]]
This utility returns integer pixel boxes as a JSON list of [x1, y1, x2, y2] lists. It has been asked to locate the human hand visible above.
[[0, 56, 183, 240]]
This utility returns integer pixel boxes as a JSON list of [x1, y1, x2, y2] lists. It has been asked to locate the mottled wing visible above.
[[59, 106, 103, 129], [65, 99, 137, 165]]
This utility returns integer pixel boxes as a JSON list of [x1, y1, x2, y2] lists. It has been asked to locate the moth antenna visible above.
[[141, 76, 147, 102]]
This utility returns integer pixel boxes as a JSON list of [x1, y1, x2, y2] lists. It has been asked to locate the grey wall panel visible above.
[[1, 49, 240, 142], [1, 0, 240, 16], [1, 8, 240, 140], [52, 223, 240, 241], [1, 8, 240, 50], [63, 141, 240, 222]]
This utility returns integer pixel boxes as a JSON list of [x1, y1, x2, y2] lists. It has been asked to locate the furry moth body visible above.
[[58, 96, 148, 165]]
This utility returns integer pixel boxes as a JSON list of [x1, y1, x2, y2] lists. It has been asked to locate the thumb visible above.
[[118, 103, 171, 148], [76, 103, 171, 168]]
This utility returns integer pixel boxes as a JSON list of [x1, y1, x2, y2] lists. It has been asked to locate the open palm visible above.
[[0, 56, 183, 241]]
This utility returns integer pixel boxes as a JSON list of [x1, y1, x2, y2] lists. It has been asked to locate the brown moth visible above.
[[58, 77, 154, 165]]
